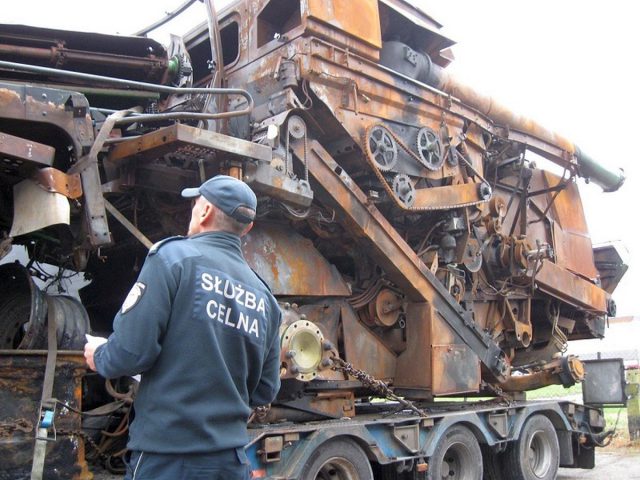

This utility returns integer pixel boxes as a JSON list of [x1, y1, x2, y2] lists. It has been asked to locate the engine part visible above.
[[368, 288, 403, 327], [367, 125, 398, 171], [392, 174, 416, 207], [281, 320, 325, 381], [415, 127, 444, 171]]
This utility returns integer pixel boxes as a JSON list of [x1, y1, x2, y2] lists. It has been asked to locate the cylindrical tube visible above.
[[575, 146, 626, 192]]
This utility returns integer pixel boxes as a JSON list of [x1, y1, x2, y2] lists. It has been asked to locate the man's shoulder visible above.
[[148, 236, 203, 266], [149, 235, 185, 255]]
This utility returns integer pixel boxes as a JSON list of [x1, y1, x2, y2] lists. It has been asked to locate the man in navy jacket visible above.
[[84, 175, 281, 480]]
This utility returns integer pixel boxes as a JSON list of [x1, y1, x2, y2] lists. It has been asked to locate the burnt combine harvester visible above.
[[0, 1, 629, 479]]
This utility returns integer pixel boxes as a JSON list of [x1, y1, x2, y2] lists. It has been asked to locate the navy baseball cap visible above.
[[181, 175, 257, 224]]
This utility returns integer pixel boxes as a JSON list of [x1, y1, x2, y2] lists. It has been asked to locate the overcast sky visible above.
[[3, 0, 639, 315]]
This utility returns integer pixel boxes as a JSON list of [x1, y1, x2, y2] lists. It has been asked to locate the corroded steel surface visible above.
[[0, 352, 90, 480], [242, 224, 351, 297]]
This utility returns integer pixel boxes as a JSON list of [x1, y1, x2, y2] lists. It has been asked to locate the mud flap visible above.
[[9, 179, 69, 237]]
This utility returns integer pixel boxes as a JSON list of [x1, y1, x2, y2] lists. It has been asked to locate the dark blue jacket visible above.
[[94, 231, 281, 453]]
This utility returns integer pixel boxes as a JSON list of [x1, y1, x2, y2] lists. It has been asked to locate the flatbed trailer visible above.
[[246, 399, 606, 479]]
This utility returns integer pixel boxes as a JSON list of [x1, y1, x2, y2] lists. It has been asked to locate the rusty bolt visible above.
[[322, 340, 334, 351]]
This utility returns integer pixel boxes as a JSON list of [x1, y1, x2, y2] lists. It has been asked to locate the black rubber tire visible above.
[[427, 425, 483, 480], [0, 292, 30, 349], [481, 445, 504, 480], [501, 414, 559, 480], [300, 437, 373, 480]]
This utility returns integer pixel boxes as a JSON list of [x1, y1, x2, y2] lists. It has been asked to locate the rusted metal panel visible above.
[[32, 167, 83, 199], [306, 0, 382, 50], [396, 303, 480, 395], [593, 244, 628, 294], [534, 260, 609, 314], [413, 182, 485, 209], [341, 304, 397, 382], [108, 123, 272, 164], [0, 83, 94, 156], [0, 131, 55, 172], [431, 344, 481, 396], [395, 303, 433, 391], [0, 351, 91, 480], [242, 224, 351, 297], [542, 171, 598, 280]]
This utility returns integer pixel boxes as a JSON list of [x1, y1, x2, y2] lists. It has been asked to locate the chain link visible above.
[[362, 123, 487, 211], [58, 428, 112, 464], [331, 356, 427, 417]]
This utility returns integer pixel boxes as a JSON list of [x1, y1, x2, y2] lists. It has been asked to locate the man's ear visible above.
[[201, 202, 215, 224]]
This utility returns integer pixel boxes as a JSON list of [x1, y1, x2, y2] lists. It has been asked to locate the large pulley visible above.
[[415, 127, 444, 170], [367, 125, 398, 171]]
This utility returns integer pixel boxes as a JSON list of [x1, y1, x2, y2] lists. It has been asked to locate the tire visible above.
[[427, 425, 483, 480], [481, 445, 504, 480], [502, 414, 559, 480], [300, 437, 373, 480], [0, 292, 30, 349]]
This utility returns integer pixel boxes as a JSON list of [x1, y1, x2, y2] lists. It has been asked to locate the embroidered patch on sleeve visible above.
[[121, 282, 146, 314]]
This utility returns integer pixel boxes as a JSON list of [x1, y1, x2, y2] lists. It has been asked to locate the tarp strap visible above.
[[30, 297, 58, 480]]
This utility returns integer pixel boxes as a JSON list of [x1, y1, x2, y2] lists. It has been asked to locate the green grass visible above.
[[526, 383, 583, 400], [604, 407, 627, 431]]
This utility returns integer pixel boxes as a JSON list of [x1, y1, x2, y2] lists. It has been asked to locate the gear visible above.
[[287, 115, 307, 139], [362, 123, 488, 211], [367, 125, 398, 171], [392, 174, 415, 207], [416, 127, 444, 170]]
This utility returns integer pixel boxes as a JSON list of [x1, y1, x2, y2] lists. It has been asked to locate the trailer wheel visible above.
[[300, 438, 373, 480], [502, 414, 558, 480], [427, 425, 482, 480], [481, 445, 504, 480]]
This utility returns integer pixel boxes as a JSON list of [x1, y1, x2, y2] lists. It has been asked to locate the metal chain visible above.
[[331, 356, 427, 417], [248, 404, 271, 424], [362, 123, 488, 211], [58, 429, 111, 464]]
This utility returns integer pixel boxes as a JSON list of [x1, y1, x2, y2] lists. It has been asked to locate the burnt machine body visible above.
[[0, 0, 627, 425]]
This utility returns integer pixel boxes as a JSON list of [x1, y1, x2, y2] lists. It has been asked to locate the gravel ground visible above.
[[558, 450, 640, 479]]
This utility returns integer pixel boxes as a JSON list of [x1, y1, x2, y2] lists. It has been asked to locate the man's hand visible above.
[[84, 334, 107, 371]]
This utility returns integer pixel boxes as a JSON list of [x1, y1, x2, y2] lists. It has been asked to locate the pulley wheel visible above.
[[370, 288, 402, 327], [416, 127, 444, 170], [287, 115, 307, 139], [392, 174, 416, 208], [367, 125, 398, 171]]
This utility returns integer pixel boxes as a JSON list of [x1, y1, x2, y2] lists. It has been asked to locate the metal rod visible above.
[[0, 60, 253, 122], [134, 0, 199, 36], [104, 199, 153, 250]]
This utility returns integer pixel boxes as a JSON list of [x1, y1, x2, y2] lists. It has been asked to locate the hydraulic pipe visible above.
[[0, 60, 253, 123]]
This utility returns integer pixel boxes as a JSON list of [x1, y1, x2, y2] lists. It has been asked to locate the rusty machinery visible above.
[[0, 0, 628, 451]]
